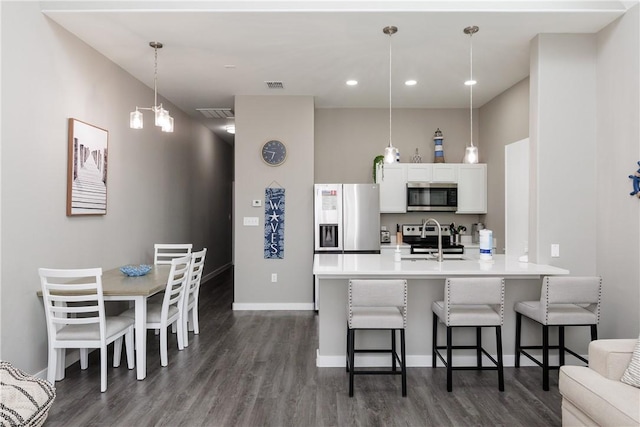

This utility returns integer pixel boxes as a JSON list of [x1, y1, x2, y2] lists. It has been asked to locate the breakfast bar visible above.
[[313, 253, 569, 368]]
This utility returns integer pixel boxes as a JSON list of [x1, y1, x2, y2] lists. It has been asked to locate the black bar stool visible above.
[[514, 276, 602, 390], [432, 277, 505, 392], [346, 279, 408, 397]]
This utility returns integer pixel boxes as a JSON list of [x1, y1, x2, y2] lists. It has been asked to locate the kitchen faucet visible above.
[[422, 218, 443, 262]]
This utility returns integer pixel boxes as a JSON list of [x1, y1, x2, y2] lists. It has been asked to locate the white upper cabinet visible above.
[[456, 164, 487, 214], [432, 164, 458, 182], [377, 162, 486, 214], [407, 164, 433, 182], [376, 163, 407, 213], [407, 163, 457, 183]]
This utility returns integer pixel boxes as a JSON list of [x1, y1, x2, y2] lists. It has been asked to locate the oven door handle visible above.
[[410, 246, 435, 254]]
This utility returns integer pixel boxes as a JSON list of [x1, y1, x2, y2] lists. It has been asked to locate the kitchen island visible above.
[[313, 253, 569, 368]]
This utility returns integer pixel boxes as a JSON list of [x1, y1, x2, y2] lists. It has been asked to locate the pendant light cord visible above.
[[389, 31, 393, 147], [153, 46, 159, 108], [469, 31, 474, 148]]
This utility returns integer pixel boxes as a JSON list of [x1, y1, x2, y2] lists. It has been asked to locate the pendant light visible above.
[[462, 26, 479, 164], [383, 26, 398, 164], [130, 42, 174, 133]]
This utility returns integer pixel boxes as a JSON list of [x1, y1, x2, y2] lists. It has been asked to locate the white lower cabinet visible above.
[[457, 164, 487, 214], [376, 163, 407, 213]]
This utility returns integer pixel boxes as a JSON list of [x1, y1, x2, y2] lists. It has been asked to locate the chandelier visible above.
[[129, 42, 174, 133]]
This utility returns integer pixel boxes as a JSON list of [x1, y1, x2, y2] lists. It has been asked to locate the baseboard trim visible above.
[[202, 262, 233, 284], [232, 302, 315, 311], [315, 349, 580, 368], [33, 350, 82, 380]]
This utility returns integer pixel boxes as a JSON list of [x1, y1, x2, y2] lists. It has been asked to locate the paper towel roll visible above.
[[479, 229, 493, 260]]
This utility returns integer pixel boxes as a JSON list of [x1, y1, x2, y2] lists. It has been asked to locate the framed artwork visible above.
[[66, 118, 109, 216]]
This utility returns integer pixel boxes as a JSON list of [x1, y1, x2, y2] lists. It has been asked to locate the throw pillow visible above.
[[0, 361, 56, 427], [621, 337, 640, 388]]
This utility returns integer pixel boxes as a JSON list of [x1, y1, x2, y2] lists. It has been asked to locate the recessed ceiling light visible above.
[[465, 79, 477, 86], [346, 80, 358, 86], [405, 80, 417, 86]]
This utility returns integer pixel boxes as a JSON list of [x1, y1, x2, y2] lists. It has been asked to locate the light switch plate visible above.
[[551, 244, 560, 257], [243, 217, 259, 226]]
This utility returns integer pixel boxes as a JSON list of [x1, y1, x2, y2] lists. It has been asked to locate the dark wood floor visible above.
[[44, 268, 562, 426]]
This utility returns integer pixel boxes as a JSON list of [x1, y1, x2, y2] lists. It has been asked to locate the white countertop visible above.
[[313, 253, 569, 279]]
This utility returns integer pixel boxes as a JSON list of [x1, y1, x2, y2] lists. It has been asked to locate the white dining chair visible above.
[[183, 248, 207, 347], [39, 267, 135, 393], [120, 255, 191, 366], [153, 243, 193, 265]]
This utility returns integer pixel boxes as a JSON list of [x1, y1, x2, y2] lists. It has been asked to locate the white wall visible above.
[[315, 107, 476, 184], [595, 5, 640, 339], [0, 2, 233, 374], [529, 34, 598, 272], [233, 95, 314, 308], [315, 108, 483, 234], [478, 78, 530, 253]]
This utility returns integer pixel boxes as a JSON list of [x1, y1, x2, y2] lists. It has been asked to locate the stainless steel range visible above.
[[402, 224, 465, 255]]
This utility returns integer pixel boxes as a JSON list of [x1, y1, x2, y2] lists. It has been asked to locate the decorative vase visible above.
[[411, 148, 422, 163]]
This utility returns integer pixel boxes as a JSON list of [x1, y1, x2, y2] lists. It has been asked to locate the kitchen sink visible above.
[[401, 254, 470, 261]]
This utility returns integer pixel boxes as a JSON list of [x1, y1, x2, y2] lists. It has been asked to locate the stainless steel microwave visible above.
[[406, 182, 458, 212]]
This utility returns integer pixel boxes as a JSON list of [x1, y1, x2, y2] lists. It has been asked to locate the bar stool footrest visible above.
[[434, 346, 501, 369]]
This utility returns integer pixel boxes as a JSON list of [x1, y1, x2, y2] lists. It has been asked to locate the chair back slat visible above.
[[154, 243, 193, 265], [39, 267, 106, 337], [49, 304, 99, 314], [49, 294, 99, 303], [446, 277, 505, 305], [161, 255, 191, 317], [349, 279, 406, 308], [543, 276, 602, 304], [187, 249, 207, 297]]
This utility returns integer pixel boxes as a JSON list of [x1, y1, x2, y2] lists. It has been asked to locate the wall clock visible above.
[[261, 139, 287, 166]]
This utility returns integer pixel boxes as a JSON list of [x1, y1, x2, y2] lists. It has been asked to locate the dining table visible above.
[[38, 264, 171, 381]]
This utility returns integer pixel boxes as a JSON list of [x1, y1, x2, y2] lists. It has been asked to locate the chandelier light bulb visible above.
[[130, 110, 143, 129], [384, 144, 398, 164], [463, 146, 479, 164], [162, 115, 174, 133], [155, 107, 169, 128]]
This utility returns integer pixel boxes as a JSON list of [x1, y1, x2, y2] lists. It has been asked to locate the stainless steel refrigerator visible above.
[[314, 183, 380, 254]]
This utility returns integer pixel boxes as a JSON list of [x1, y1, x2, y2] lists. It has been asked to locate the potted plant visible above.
[[373, 155, 384, 183]]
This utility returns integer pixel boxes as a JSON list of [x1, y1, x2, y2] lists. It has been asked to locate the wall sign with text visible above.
[[264, 187, 285, 259]]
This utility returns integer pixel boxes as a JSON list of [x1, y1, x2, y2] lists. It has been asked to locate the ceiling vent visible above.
[[196, 108, 234, 119], [265, 81, 284, 89]]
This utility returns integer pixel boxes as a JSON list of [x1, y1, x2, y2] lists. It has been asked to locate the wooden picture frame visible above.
[[66, 118, 109, 216]]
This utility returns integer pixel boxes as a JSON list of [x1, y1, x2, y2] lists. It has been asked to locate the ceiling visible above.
[[41, 1, 634, 143]]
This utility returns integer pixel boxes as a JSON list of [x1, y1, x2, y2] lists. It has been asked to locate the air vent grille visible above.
[[265, 81, 284, 89], [196, 108, 234, 119]]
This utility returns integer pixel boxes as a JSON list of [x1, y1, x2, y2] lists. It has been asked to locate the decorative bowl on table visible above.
[[120, 264, 152, 277]]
